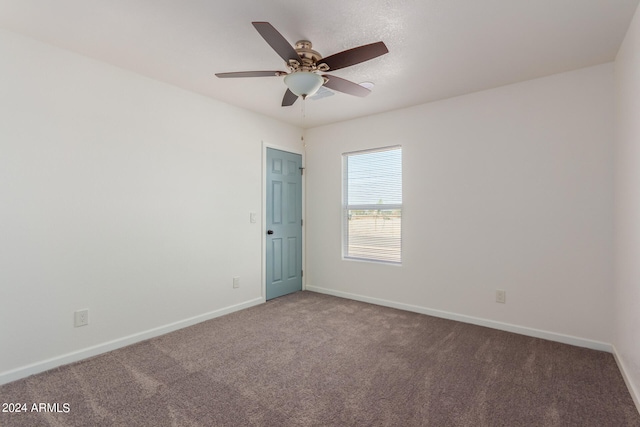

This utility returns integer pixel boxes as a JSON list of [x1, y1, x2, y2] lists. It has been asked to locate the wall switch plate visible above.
[[233, 276, 240, 288], [74, 309, 89, 327], [250, 213, 256, 223], [496, 290, 506, 304]]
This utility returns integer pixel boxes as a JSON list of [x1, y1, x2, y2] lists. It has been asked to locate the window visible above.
[[343, 146, 402, 264]]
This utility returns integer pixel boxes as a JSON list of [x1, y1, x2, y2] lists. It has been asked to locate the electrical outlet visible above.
[[74, 309, 89, 327], [233, 276, 240, 288], [496, 290, 506, 304]]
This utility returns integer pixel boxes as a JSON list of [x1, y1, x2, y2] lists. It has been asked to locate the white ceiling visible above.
[[1, 0, 638, 128]]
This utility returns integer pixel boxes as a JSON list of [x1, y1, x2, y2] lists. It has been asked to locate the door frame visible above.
[[261, 141, 305, 301]]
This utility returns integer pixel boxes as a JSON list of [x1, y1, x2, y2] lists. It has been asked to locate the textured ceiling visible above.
[[0, 0, 638, 128]]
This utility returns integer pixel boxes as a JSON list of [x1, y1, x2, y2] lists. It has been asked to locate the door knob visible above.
[[267, 230, 274, 235]]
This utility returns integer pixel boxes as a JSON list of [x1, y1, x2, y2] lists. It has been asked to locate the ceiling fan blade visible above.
[[320, 41, 388, 71], [252, 22, 300, 64], [215, 71, 283, 78], [282, 89, 298, 106], [322, 75, 371, 97]]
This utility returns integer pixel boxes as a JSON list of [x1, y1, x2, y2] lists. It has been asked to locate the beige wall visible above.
[[614, 0, 640, 410]]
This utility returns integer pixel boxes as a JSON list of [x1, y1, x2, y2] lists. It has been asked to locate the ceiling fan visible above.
[[216, 22, 388, 107]]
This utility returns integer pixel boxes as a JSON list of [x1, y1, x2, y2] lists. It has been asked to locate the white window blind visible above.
[[343, 146, 402, 264]]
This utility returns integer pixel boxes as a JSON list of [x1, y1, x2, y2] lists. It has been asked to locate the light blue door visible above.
[[266, 148, 302, 300]]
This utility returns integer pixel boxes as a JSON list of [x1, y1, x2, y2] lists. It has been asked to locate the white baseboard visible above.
[[612, 345, 640, 415], [306, 285, 612, 353], [0, 297, 264, 385]]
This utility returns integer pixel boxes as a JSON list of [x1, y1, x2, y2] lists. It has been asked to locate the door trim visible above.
[[262, 141, 305, 301]]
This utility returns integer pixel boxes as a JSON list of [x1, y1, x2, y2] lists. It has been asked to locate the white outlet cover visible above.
[[74, 309, 89, 327]]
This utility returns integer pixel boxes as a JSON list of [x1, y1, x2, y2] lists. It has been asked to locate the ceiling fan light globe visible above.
[[284, 72, 324, 98]]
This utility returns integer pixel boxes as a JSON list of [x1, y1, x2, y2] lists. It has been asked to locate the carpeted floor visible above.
[[1, 291, 639, 426]]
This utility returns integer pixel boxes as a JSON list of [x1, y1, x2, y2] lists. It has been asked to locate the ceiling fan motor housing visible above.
[[289, 41, 329, 72]]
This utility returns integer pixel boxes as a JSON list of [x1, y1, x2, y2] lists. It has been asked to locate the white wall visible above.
[[614, 1, 640, 409], [0, 28, 303, 383], [305, 63, 615, 349]]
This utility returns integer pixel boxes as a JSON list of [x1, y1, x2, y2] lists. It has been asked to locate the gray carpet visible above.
[[1, 291, 639, 426]]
